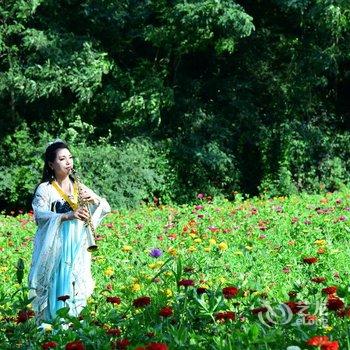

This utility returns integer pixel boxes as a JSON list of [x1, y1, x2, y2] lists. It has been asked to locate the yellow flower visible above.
[[168, 247, 177, 256], [324, 325, 333, 333], [148, 263, 157, 269], [131, 283, 142, 292], [245, 245, 253, 251], [204, 246, 211, 252], [95, 256, 106, 263], [0, 266, 8, 273], [218, 242, 228, 251], [165, 271, 173, 277], [164, 288, 173, 297], [209, 238, 217, 245], [189, 233, 197, 238], [199, 284, 209, 289], [156, 260, 165, 268], [315, 239, 327, 246], [194, 238, 202, 243], [104, 267, 114, 277], [41, 323, 53, 332], [218, 276, 227, 283], [122, 245, 133, 252], [188, 246, 197, 253]]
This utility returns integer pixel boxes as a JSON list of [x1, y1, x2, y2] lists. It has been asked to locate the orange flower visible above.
[[306, 336, 329, 346]]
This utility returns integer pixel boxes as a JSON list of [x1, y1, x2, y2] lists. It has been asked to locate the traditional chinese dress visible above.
[[28, 180, 110, 323]]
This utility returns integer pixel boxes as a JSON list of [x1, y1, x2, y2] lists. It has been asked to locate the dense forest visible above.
[[0, 0, 349, 210]]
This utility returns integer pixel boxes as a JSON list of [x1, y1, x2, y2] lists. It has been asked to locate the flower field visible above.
[[1, 188, 350, 349]]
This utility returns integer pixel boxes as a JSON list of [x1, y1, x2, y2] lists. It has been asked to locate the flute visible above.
[[71, 169, 98, 252]]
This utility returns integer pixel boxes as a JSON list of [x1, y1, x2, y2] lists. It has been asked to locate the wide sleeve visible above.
[[28, 183, 64, 320], [32, 183, 63, 227]]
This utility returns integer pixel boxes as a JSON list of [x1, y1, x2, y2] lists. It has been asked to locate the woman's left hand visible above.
[[80, 189, 100, 205]]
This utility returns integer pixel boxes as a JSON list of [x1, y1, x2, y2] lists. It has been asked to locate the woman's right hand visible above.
[[72, 207, 89, 221], [62, 207, 89, 222]]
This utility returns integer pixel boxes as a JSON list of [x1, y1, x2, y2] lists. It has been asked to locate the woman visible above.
[[28, 140, 111, 325]]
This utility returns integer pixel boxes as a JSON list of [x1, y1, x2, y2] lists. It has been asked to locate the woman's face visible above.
[[49, 148, 73, 179]]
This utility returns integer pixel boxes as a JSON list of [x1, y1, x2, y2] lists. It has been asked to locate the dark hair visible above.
[[41, 141, 71, 183]]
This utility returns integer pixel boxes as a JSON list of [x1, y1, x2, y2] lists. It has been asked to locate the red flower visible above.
[[321, 341, 339, 350], [215, 311, 235, 321], [222, 286, 239, 299], [337, 307, 350, 318], [42, 342, 58, 349], [65, 341, 85, 350], [311, 277, 326, 283], [304, 314, 318, 323], [284, 301, 307, 314], [145, 343, 169, 350], [57, 295, 70, 302], [106, 296, 121, 304], [303, 257, 318, 264], [178, 279, 194, 287], [107, 328, 121, 336], [159, 306, 173, 317], [306, 335, 329, 346], [115, 339, 130, 350], [322, 286, 337, 295], [133, 296, 151, 308], [326, 296, 344, 311], [196, 287, 207, 294], [251, 307, 268, 315], [17, 309, 35, 323]]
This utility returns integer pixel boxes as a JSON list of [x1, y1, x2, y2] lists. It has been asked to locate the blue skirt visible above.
[[44, 220, 85, 320]]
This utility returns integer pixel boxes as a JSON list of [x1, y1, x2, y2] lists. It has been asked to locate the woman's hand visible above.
[[73, 207, 90, 221], [62, 207, 89, 222], [79, 188, 100, 206]]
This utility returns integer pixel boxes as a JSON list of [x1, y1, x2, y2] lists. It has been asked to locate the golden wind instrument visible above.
[[71, 169, 98, 252]]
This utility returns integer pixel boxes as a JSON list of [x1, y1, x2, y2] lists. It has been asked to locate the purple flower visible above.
[[195, 205, 203, 210], [197, 193, 205, 199], [149, 248, 163, 258]]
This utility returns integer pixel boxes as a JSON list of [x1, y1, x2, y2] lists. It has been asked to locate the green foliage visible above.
[[70, 137, 178, 208], [0, 121, 179, 210], [145, 0, 254, 54], [259, 122, 350, 196], [0, 124, 44, 208], [0, 0, 349, 209]]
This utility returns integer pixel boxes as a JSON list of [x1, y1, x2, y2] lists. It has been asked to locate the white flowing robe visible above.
[[28, 181, 111, 323]]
